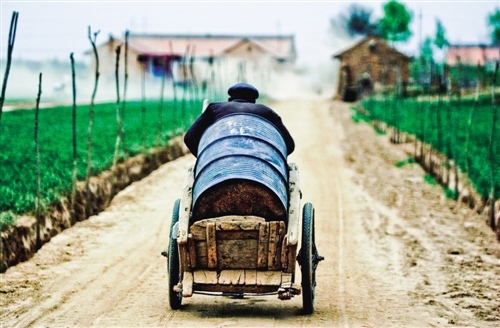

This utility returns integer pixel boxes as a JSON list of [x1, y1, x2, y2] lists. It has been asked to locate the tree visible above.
[[378, 0, 413, 43], [330, 3, 377, 38], [421, 37, 434, 63], [434, 19, 449, 50], [488, 8, 500, 45]]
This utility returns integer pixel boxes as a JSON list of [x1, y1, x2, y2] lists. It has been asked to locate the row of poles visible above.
[[366, 59, 498, 234]]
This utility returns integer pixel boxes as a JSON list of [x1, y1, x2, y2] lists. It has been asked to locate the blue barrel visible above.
[[192, 113, 289, 213]]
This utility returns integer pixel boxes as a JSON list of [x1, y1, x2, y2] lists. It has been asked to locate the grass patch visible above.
[[394, 157, 415, 168], [374, 126, 386, 135], [443, 187, 457, 199], [350, 106, 371, 124], [423, 173, 437, 186], [0, 212, 16, 231], [0, 98, 203, 230]]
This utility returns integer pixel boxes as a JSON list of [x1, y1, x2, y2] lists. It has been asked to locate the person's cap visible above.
[[228, 83, 259, 102]]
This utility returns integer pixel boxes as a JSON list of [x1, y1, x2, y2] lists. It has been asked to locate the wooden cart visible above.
[[163, 163, 324, 314]]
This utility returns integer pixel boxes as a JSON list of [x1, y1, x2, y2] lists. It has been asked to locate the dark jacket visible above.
[[184, 99, 295, 156]]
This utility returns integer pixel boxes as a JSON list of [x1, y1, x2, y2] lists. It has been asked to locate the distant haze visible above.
[[0, 1, 497, 103]]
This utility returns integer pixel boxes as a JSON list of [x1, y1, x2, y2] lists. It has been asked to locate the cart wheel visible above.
[[168, 199, 182, 310], [299, 202, 323, 314]]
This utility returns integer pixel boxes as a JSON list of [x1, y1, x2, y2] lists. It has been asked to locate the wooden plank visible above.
[[285, 244, 298, 274], [217, 230, 259, 240], [280, 235, 288, 270], [272, 221, 286, 270], [187, 234, 197, 268], [178, 166, 194, 244], [218, 270, 245, 285], [206, 222, 217, 269], [193, 270, 218, 284], [287, 163, 301, 245], [182, 271, 194, 297], [217, 239, 258, 269], [194, 241, 208, 268], [190, 216, 264, 240], [217, 220, 262, 231], [267, 221, 278, 270], [256, 271, 282, 286], [281, 272, 293, 289], [178, 243, 191, 272], [257, 222, 269, 269], [245, 270, 257, 285]]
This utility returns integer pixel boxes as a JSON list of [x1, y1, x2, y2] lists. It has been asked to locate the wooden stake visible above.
[[70, 53, 78, 217], [34, 73, 42, 248], [85, 27, 100, 218], [0, 11, 19, 122]]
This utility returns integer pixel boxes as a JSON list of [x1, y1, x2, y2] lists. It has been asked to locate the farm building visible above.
[[87, 33, 296, 99], [445, 44, 500, 70], [332, 36, 411, 102]]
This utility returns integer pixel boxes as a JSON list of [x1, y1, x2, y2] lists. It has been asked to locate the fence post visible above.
[[0, 11, 19, 122], [112, 45, 122, 178], [34, 73, 42, 248], [85, 27, 100, 218], [489, 62, 499, 232], [70, 53, 78, 218], [121, 30, 129, 157]]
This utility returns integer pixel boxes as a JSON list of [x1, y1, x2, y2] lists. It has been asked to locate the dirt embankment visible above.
[[339, 103, 500, 324], [0, 97, 498, 327], [0, 137, 189, 272], [364, 115, 500, 240]]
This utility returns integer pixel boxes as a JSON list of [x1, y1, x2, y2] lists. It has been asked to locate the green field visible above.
[[0, 99, 202, 229], [361, 95, 500, 200]]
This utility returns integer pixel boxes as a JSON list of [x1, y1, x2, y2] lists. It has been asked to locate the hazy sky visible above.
[[1, 0, 499, 68]]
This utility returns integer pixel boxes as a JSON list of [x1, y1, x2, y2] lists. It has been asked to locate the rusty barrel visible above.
[[192, 113, 289, 221]]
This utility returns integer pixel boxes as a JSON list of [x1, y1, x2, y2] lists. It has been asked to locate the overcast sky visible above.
[[1, 0, 499, 68]]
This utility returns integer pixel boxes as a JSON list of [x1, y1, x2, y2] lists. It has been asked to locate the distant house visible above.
[[446, 44, 500, 71], [332, 36, 411, 102], [88, 33, 296, 94]]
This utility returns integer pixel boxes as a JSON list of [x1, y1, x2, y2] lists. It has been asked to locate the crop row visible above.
[[0, 99, 202, 228], [361, 95, 499, 200]]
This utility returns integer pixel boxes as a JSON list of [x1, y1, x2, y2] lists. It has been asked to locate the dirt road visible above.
[[1, 93, 499, 327]]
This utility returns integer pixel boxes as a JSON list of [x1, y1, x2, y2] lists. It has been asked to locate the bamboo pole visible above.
[[141, 63, 147, 153], [453, 61, 462, 200], [34, 73, 42, 248], [169, 41, 178, 128], [156, 57, 167, 149], [181, 45, 191, 128], [0, 11, 19, 122], [85, 27, 100, 218], [465, 66, 481, 197], [112, 45, 122, 174], [121, 30, 129, 157], [489, 62, 499, 231], [70, 53, 78, 216]]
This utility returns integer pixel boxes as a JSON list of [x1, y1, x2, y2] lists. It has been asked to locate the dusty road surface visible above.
[[1, 89, 499, 327]]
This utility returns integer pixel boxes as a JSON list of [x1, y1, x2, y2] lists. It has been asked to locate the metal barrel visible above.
[[192, 113, 289, 212]]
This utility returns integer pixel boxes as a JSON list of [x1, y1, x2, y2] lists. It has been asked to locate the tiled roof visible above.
[[446, 45, 500, 66], [122, 34, 295, 59]]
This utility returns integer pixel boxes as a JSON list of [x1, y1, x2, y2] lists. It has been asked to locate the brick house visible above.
[[332, 36, 411, 101], [88, 33, 296, 98]]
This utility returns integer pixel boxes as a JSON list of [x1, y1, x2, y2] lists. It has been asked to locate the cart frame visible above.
[[164, 163, 323, 314]]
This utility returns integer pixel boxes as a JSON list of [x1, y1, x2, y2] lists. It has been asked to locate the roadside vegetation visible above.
[[361, 94, 499, 201], [0, 99, 202, 229]]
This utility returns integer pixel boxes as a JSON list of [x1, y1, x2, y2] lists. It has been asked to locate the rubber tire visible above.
[[301, 202, 315, 314], [168, 199, 182, 310]]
